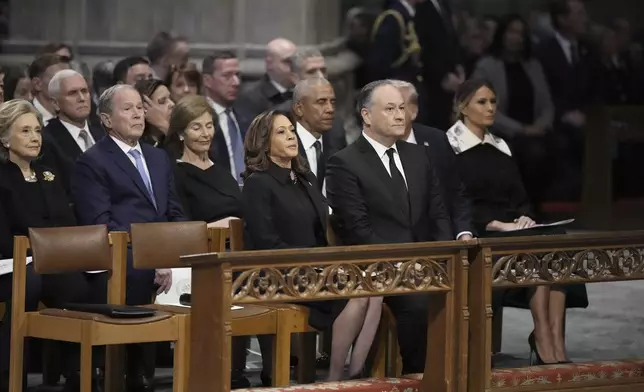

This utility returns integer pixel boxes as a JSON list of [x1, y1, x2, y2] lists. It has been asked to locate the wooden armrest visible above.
[[38, 308, 173, 325]]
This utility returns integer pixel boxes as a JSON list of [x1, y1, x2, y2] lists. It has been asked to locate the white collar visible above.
[[206, 96, 228, 116], [296, 122, 322, 150], [555, 31, 574, 49], [446, 120, 512, 156], [400, 0, 416, 16], [59, 119, 89, 138], [109, 135, 143, 156], [269, 78, 288, 94], [405, 129, 417, 144], [363, 131, 398, 159], [33, 97, 54, 122]]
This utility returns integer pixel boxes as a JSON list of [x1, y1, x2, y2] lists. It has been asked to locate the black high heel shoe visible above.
[[528, 332, 557, 366]]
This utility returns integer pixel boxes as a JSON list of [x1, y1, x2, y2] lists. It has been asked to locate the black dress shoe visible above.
[[126, 374, 154, 392], [260, 372, 272, 387], [231, 374, 251, 389], [64, 368, 104, 392]]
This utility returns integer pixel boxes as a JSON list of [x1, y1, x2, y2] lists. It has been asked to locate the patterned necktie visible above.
[[226, 109, 246, 183], [128, 149, 157, 209], [78, 129, 94, 151]]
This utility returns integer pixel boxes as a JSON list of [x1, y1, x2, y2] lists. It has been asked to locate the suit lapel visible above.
[[298, 172, 328, 235], [48, 119, 83, 159], [89, 124, 105, 143], [105, 137, 156, 208], [397, 142, 423, 226]]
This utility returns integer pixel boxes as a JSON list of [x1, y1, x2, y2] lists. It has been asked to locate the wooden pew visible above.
[[469, 231, 644, 392], [181, 240, 474, 392]]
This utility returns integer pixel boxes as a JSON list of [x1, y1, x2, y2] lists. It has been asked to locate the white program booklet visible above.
[[0, 257, 32, 276]]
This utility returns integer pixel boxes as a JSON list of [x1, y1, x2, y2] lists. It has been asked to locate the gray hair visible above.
[[293, 77, 331, 102], [355, 79, 396, 121], [0, 99, 44, 162], [48, 69, 83, 98], [390, 79, 419, 105], [287, 48, 323, 75], [98, 84, 137, 116]]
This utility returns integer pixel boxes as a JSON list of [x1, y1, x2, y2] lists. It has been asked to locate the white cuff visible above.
[[456, 231, 473, 240]]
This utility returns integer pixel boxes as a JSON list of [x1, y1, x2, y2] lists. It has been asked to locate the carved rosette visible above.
[[230, 258, 451, 303], [492, 247, 644, 285]]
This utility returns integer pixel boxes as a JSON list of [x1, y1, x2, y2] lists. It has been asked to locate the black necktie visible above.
[[570, 42, 580, 65], [313, 140, 324, 187], [386, 148, 410, 220]]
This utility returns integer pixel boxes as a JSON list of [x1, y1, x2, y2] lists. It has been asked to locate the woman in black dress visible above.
[[0, 100, 106, 390], [134, 79, 175, 147], [447, 79, 587, 365], [242, 110, 381, 381], [164, 95, 243, 225]]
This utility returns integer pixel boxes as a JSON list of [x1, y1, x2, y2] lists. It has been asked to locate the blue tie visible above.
[[128, 149, 157, 209], [226, 109, 246, 183]]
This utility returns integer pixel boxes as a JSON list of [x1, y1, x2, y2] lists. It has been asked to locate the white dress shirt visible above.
[[33, 97, 54, 124], [296, 122, 326, 195], [362, 131, 408, 186], [270, 79, 288, 94], [555, 31, 576, 65], [405, 129, 418, 145], [60, 119, 95, 152], [110, 135, 153, 183], [206, 97, 241, 179], [400, 0, 416, 16]]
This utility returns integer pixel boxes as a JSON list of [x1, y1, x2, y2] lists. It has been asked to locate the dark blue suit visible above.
[[70, 135, 186, 306]]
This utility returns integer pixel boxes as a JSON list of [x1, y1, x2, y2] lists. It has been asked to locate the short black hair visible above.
[[3, 64, 29, 100], [202, 51, 236, 76], [39, 42, 74, 61], [355, 79, 394, 125], [146, 31, 174, 65], [112, 56, 150, 84], [488, 14, 533, 60], [28, 53, 68, 79], [549, 0, 575, 30]]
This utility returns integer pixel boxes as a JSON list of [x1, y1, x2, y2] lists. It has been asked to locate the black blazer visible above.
[[209, 106, 252, 175], [237, 74, 292, 118], [43, 118, 105, 162], [296, 121, 347, 189], [174, 162, 243, 222], [535, 36, 594, 123], [412, 123, 473, 236], [0, 161, 76, 258], [242, 164, 328, 250], [326, 136, 452, 245]]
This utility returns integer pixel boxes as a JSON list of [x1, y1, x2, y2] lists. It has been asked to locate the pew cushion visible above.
[[234, 377, 421, 392], [490, 360, 644, 389]]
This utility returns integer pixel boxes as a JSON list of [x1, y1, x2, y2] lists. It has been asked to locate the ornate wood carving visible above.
[[491, 248, 644, 286], [230, 258, 451, 303]]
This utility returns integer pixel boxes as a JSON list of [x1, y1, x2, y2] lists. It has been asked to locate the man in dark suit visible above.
[[393, 79, 473, 239], [42, 70, 105, 187], [71, 84, 183, 391], [416, 0, 465, 130], [326, 80, 451, 374], [292, 77, 346, 191], [202, 51, 252, 184], [28, 53, 70, 124], [535, 0, 591, 199], [237, 38, 297, 118]]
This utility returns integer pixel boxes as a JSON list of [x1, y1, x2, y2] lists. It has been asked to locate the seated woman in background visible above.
[[134, 79, 175, 147], [447, 79, 587, 366], [0, 100, 105, 390], [242, 110, 382, 381], [164, 95, 243, 226], [2, 65, 32, 101], [164, 64, 202, 103], [471, 14, 554, 205]]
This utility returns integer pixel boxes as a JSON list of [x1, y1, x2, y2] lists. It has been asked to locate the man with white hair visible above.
[[43, 69, 104, 162], [237, 38, 297, 117], [71, 84, 184, 391]]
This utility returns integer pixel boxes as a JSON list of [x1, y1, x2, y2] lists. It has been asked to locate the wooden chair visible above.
[[8, 225, 187, 392]]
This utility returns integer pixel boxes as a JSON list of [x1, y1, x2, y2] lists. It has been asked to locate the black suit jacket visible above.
[[411, 123, 473, 236], [209, 106, 252, 176], [242, 164, 328, 250], [0, 161, 76, 259], [326, 136, 452, 245], [237, 74, 291, 118], [296, 123, 347, 189], [43, 118, 105, 162], [535, 37, 595, 123]]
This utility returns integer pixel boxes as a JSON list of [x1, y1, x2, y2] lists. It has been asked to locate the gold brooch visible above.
[[43, 171, 55, 182]]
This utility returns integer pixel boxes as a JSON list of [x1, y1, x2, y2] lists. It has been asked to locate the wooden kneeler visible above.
[[8, 225, 187, 392]]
